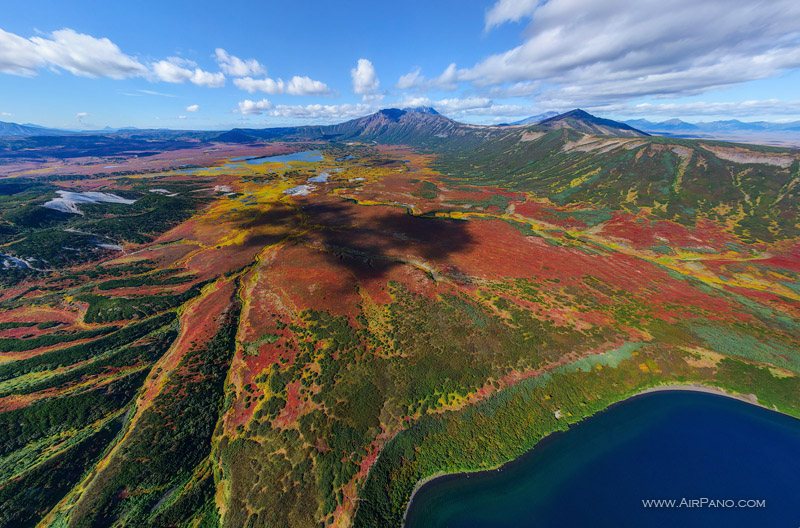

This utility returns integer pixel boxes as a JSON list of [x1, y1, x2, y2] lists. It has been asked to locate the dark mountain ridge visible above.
[[537, 109, 648, 137]]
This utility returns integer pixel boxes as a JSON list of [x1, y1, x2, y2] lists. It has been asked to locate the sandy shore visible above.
[[400, 382, 784, 526], [635, 383, 763, 408]]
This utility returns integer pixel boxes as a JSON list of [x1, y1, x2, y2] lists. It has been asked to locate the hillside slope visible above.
[[432, 126, 800, 242]]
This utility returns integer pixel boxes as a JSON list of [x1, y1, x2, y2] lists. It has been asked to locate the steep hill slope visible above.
[[432, 126, 799, 242]]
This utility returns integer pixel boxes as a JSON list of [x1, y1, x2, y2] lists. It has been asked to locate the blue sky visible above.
[[2, 0, 800, 129]]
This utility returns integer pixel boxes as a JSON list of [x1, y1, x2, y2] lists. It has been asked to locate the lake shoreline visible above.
[[401, 382, 790, 527]]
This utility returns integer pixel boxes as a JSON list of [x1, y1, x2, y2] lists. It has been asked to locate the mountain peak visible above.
[[560, 109, 594, 119], [402, 106, 440, 115], [375, 108, 407, 121], [538, 109, 648, 137]]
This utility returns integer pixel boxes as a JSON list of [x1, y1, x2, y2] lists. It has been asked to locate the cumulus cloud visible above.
[[234, 75, 330, 95], [234, 77, 284, 94], [285, 75, 330, 95], [214, 48, 265, 77], [186, 104, 199, 112], [460, 0, 800, 104], [430, 97, 492, 113], [351, 58, 381, 101], [396, 63, 459, 91], [396, 68, 423, 90], [398, 96, 533, 118], [237, 98, 273, 115], [152, 57, 225, 87], [0, 27, 147, 78], [189, 68, 225, 88], [269, 103, 373, 120], [235, 100, 373, 122]]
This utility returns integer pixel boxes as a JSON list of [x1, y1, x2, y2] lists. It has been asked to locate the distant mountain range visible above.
[[624, 118, 800, 134], [4, 108, 800, 147], [0, 121, 71, 137]]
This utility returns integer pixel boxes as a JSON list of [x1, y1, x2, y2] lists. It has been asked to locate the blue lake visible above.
[[244, 149, 323, 165], [405, 390, 800, 528]]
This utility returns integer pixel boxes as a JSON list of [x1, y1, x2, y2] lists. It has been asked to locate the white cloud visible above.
[[397, 96, 531, 118], [397, 68, 423, 90], [178, 115, 187, 120], [214, 48, 265, 77], [234, 76, 284, 94], [0, 28, 45, 76], [286, 75, 330, 95], [234, 75, 330, 95], [436, 64, 459, 89], [152, 57, 225, 87], [237, 98, 273, 115], [351, 58, 381, 101], [461, 0, 800, 104], [436, 97, 492, 112], [488, 81, 540, 97], [138, 89, 176, 97], [75, 112, 89, 124], [485, 0, 539, 30], [0, 27, 147, 78], [397, 96, 431, 108], [186, 104, 199, 112], [189, 68, 225, 88], [236, 102, 374, 122], [152, 58, 193, 82], [269, 103, 373, 120], [395, 63, 458, 91]]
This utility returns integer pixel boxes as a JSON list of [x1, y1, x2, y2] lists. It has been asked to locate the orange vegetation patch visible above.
[[136, 278, 236, 409], [0, 306, 78, 327], [272, 378, 314, 428], [443, 218, 590, 280], [108, 243, 200, 269], [599, 212, 735, 251], [759, 242, 800, 274], [512, 199, 600, 230], [267, 242, 363, 318]]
